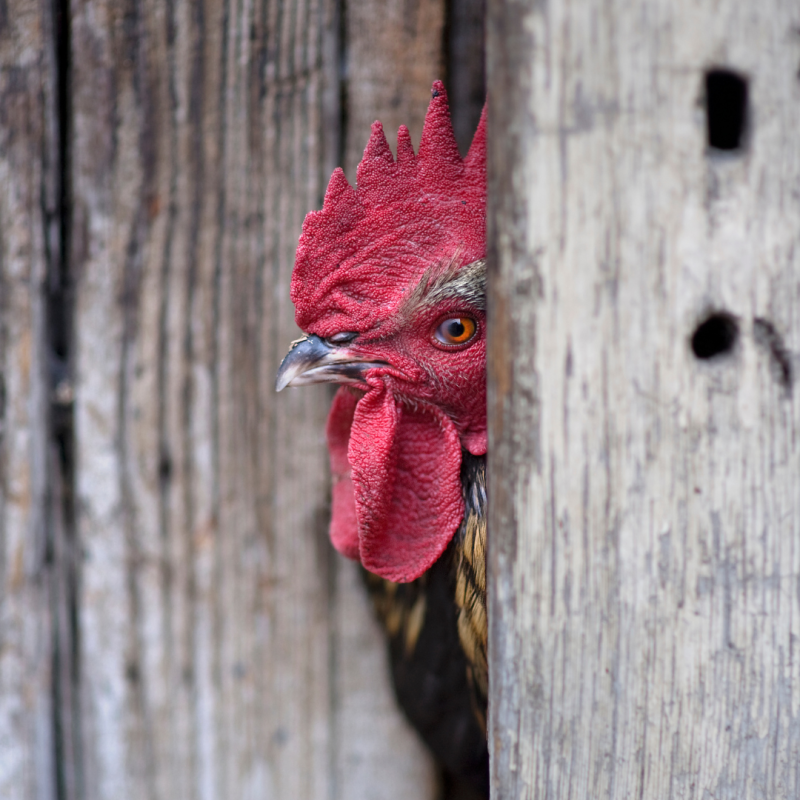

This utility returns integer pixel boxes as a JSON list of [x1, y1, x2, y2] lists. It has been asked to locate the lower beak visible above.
[[275, 334, 386, 391]]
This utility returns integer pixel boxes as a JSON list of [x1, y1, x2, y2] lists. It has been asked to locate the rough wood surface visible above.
[[0, 2, 58, 797], [487, 0, 800, 798], [342, 0, 445, 176], [67, 0, 436, 797]]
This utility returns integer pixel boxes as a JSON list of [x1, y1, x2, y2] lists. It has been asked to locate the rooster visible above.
[[276, 82, 488, 797]]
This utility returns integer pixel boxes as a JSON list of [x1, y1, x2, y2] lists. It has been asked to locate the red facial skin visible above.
[[312, 300, 487, 456], [315, 294, 486, 584]]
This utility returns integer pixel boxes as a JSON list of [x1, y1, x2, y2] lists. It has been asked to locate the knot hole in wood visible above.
[[691, 312, 739, 360]]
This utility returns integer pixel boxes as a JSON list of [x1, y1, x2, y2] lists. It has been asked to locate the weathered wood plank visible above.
[[342, 0, 446, 176], [0, 2, 58, 798], [488, 0, 800, 797], [69, 0, 436, 796]]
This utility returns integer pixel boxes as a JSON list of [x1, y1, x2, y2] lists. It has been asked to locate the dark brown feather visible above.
[[363, 451, 488, 797]]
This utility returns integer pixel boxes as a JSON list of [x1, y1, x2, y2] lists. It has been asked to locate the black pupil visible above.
[[447, 320, 465, 339]]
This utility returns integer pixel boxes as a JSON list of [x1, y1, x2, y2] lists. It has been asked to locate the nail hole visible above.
[[691, 313, 739, 360], [705, 69, 748, 151]]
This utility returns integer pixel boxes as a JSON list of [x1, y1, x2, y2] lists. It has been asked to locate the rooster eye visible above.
[[433, 317, 477, 347], [327, 331, 358, 345]]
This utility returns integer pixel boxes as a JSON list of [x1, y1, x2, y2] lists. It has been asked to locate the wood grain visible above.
[[0, 1, 58, 797], [487, 0, 800, 797], [342, 0, 446, 177], [1, 0, 486, 794], [68, 0, 435, 797]]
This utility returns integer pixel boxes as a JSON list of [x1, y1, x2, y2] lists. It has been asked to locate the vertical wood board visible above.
[[69, 0, 436, 797], [488, 1, 800, 798], [342, 0, 446, 177], [0, 2, 58, 798]]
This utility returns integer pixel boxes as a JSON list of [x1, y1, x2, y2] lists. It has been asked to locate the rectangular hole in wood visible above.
[[705, 69, 748, 151]]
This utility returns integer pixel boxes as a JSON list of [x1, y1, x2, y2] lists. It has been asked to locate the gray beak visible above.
[[275, 334, 386, 391]]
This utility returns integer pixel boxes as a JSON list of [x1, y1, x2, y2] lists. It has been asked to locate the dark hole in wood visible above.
[[159, 452, 173, 483], [705, 69, 748, 151], [691, 313, 739, 360], [125, 661, 140, 684]]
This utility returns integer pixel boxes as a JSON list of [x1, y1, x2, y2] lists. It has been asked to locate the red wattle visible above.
[[326, 389, 360, 559], [325, 383, 464, 583]]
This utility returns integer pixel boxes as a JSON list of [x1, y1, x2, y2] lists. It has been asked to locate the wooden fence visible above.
[[2, 0, 799, 798], [488, 0, 800, 797], [1, 0, 483, 797]]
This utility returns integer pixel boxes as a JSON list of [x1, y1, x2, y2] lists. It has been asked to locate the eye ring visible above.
[[433, 316, 478, 348]]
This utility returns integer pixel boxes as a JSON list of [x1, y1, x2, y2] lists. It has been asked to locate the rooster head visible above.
[[276, 82, 486, 583]]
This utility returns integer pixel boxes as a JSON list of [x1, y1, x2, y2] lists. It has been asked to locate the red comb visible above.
[[291, 80, 487, 336]]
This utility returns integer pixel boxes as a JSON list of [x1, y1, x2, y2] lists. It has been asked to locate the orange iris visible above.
[[434, 317, 477, 346]]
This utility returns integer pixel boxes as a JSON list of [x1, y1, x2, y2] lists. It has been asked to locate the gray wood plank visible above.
[[342, 0, 446, 176], [68, 0, 436, 796], [487, 0, 800, 797], [0, 2, 59, 798]]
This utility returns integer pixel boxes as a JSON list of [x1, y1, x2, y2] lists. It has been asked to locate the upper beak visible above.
[[275, 334, 386, 391]]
